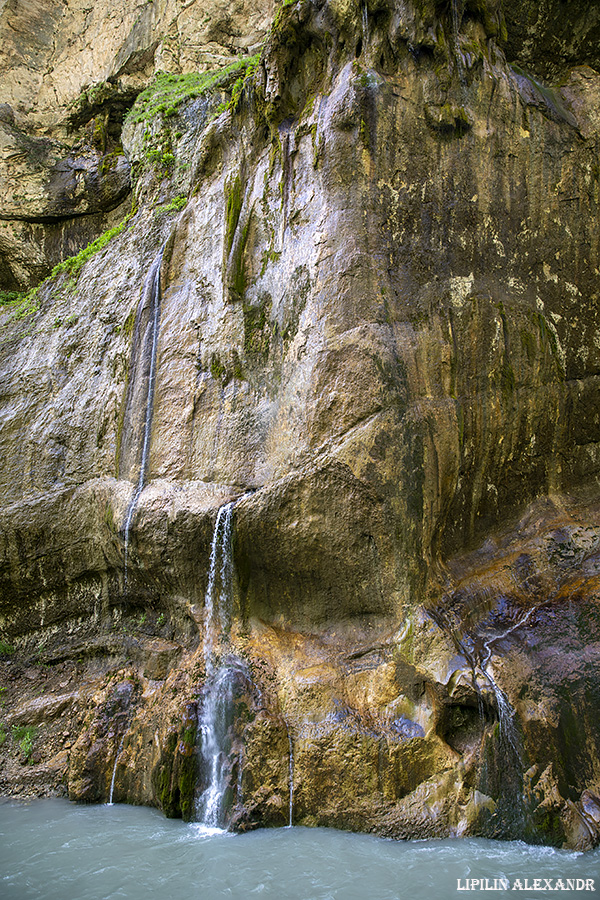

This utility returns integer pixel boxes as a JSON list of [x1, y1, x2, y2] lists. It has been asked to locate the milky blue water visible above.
[[0, 799, 598, 900]]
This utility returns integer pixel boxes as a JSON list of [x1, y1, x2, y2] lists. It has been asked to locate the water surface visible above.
[[0, 799, 598, 900]]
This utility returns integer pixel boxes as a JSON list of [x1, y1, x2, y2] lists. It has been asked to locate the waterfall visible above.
[[361, 1, 370, 52], [122, 247, 164, 584], [196, 664, 238, 828], [108, 734, 126, 805], [451, 0, 460, 41], [286, 723, 294, 828], [450, 0, 466, 84], [202, 502, 235, 681], [196, 501, 244, 830], [474, 610, 537, 835], [478, 607, 535, 761], [479, 666, 521, 763]]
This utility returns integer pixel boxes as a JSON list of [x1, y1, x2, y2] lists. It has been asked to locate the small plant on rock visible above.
[[11, 725, 36, 761]]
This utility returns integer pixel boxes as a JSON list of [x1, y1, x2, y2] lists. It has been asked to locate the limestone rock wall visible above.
[[1, 0, 600, 850]]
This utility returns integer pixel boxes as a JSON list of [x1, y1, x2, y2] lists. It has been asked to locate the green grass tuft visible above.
[[49, 213, 133, 281], [11, 725, 36, 760], [154, 195, 188, 216], [126, 56, 260, 127]]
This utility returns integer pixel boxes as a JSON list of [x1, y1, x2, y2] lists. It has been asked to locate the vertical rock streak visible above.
[[122, 247, 164, 582]]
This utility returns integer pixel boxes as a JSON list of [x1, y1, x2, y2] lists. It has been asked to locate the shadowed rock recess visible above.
[[1, 0, 600, 849]]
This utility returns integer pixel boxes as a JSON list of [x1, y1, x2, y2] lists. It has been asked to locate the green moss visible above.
[[1, 289, 40, 323], [243, 293, 272, 359], [0, 290, 27, 306], [121, 310, 136, 338], [225, 175, 243, 255], [259, 248, 281, 277], [232, 218, 251, 299], [425, 102, 472, 135], [232, 349, 244, 380], [359, 117, 370, 152], [520, 328, 536, 363], [154, 195, 188, 216], [210, 353, 227, 383], [224, 174, 251, 301], [272, 0, 299, 29], [0, 640, 15, 655], [497, 302, 516, 401], [178, 755, 198, 821]]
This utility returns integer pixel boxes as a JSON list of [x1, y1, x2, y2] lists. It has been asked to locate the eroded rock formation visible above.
[[1, 0, 600, 850]]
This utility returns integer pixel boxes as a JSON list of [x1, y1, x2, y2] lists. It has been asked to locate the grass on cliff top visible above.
[[49, 213, 133, 280], [0, 212, 134, 324], [126, 56, 260, 125]]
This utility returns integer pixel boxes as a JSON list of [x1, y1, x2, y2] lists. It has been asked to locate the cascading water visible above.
[[108, 734, 125, 806], [195, 501, 250, 830], [361, 1, 370, 53], [474, 609, 537, 835], [478, 608, 536, 761], [286, 723, 294, 828], [197, 663, 238, 828], [122, 247, 164, 585], [450, 0, 466, 84], [431, 602, 530, 836]]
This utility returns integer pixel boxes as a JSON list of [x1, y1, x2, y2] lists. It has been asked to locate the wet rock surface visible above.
[[1, 0, 600, 850]]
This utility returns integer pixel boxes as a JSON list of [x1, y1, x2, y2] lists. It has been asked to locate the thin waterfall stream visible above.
[[451, 0, 466, 84], [472, 609, 539, 833], [361, 1, 370, 52], [108, 734, 126, 806], [195, 501, 251, 830], [122, 246, 165, 584], [477, 607, 537, 761], [286, 723, 294, 828]]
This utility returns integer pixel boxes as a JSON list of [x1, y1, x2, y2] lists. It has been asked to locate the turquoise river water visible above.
[[0, 799, 598, 900]]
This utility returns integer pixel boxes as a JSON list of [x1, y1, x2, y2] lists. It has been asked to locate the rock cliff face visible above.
[[1, 0, 600, 850]]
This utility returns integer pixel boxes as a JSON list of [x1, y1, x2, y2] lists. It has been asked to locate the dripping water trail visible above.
[[122, 247, 164, 587]]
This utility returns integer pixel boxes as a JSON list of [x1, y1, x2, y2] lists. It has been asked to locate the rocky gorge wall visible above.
[[1, 0, 600, 850]]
